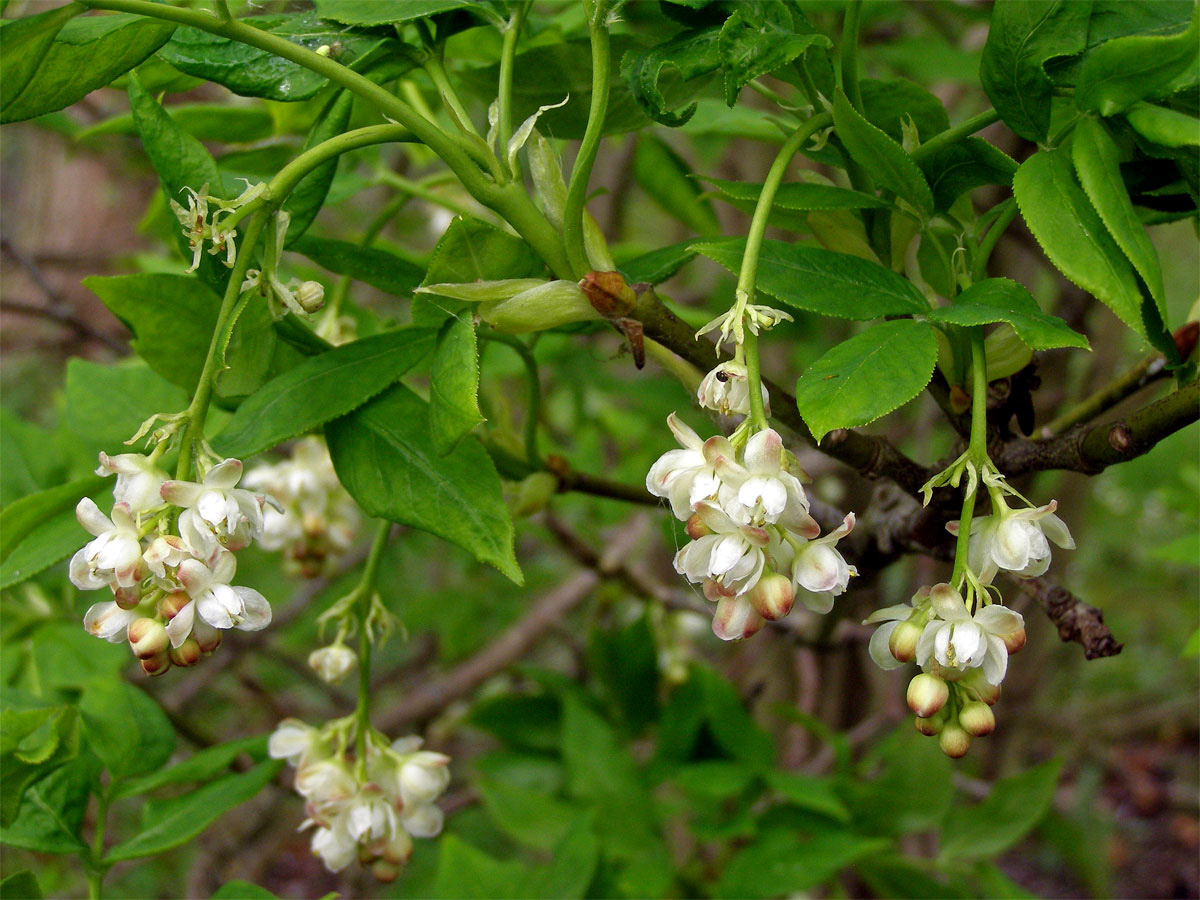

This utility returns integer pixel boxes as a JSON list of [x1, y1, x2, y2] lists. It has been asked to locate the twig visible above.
[[1014, 575, 1123, 660]]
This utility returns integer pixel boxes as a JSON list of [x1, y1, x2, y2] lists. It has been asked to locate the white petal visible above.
[[206, 458, 243, 489], [982, 635, 1008, 684], [929, 583, 969, 621], [993, 518, 1032, 572], [235, 587, 272, 631], [743, 428, 782, 475], [975, 604, 1022, 635], [401, 804, 444, 838], [165, 601, 196, 647], [75, 497, 113, 536], [869, 621, 905, 670], [83, 602, 135, 641]]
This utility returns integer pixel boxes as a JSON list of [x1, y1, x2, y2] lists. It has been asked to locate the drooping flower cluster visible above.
[[269, 719, 450, 881], [242, 437, 360, 578], [73, 452, 278, 675], [647, 380, 857, 640]]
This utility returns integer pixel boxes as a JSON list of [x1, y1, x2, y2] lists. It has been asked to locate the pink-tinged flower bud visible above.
[[140, 651, 171, 677], [747, 571, 794, 620], [159, 591, 191, 620], [907, 673, 949, 718], [308, 644, 357, 684], [372, 859, 400, 883], [938, 721, 972, 758], [959, 700, 996, 736], [1002, 626, 1026, 654], [914, 710, 945, 736], [113, 585, 142, 610], [686, 513, 712, 540], [295, 281, 325, 314], [382, 830, 414, 866], [711, 595, 765, 641], [888, 620, 923, 662], [196, 627, 222, 654], [169, 637, 202, 668], [128, 618, 169, 659]]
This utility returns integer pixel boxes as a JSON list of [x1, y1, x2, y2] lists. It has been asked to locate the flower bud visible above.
[[938, 721, 972, 758], [372, 859, 401, 883], [113, 585, 142, 610], [510, 471, 559, 518], [746, 571, 794, 621], [128, 617, 169, 659], [914, 709, 945, 736], [140, 651, 171, 677], [159, 591, 190, 620], [382, 829, 414, 865], [1002, 626, 1026, 654], [308, 644, 357, 684], [685, 513, 713, 540], [169, 637, 203, 668], [196, 627, 222, 654], [888, 620, 923, 662], [907, 673, 949, 718], [958, 700, 996, 736], [295, 281, 325, 314]]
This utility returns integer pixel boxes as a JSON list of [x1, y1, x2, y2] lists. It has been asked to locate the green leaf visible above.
[[763, 771, 851, 824], [0, 506, 87, 590], [475, 775, 579, 851], [693, 238, 929, 320], [855, 855, 973, 900], [0, 871, 42, 900], [715, 830, 890, 899], [1076, 8, 1198, 115], [430, 317, 484, 456], [210, 881, 277, 900], [633, 135, 721, 237], [1125, 102, 1200, 148], [0, 754, 96, 854], [1072, 117, 1167, 317], [718, 7, 829, 106], [917, 137, 1018, 212], [432, 835, 529, 900], [520, 814, 599, 900], [860, 77, 950, 144], [31, 623, 126, 692], [795, 320, 939, 442], [159, 13, 395, 103], [213, 328, 436, 459], [77, 104, 274, 143], [701, 177, 889, 211], [104, 759, 282, 862], [621, 26, 722, 127], [290, 234, 425, 296], [326, 384, 521, 583], [283, 91, 355, 246], [115, 736, 268, 800], [940, 759, 1063, 860], [841, 730, 952, 834], [0, 476, 105, 562], [314, 0, 472, 25], [0, 4, 83, 122], [618, 241, 697, 285], [467, 694, 561, 753], [588, 614, 658, 734], [1, 705, 79, 828], [78, 679, 176, 779], [980, 0, 1092, 141], [695, 665, 774, 769], [84, 274, 219, 390], [1013, 148, 1145, 335], [928, 278, 1090, 350], [65, 359, 188, 449], [970, 863, 1039, 899], [833, 88, 934, 215]]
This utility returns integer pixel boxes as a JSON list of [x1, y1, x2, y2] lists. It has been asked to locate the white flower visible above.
[[645, 414, 733, 520], [308, 644, 357, 683], [713, 428, 815, 532], [400, 802, 444, 839], [697, 362, 771, 417], [295, 758, 357, 808], [346, 784, 398, 844], [864, 588, 928, 671], [82, 600, 139, 643], [162, 458, 270, 557], [310, 816, 358, 872], [916, 583, 1023, 685], [397, 751, 451, 808], [965, 500, 1074, 582], [142, 535, 195, 580], [673, 503, 769, 597], [69, 499, 143, 591], [789, 513, 858, 613], [269, 719, 325, 767], [167, 551, 271, 646], [96, 452, 168, 513]]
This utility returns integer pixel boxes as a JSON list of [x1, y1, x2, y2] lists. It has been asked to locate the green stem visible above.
[[80, 0, 573, 278], [479, 330, 542, 465], [951, 328, 989, 587], [910, 107, 1001, 164], [840, 0, 864, 111], [175, 211, 269, 479], [423, 49, 480, 138], [971, 198, 1017, 282], [86, 787, 111, 900], [736, 112, 833, 432], [354, 519, 391, 778], [563, 0, 611, 277], [374, 169, 495, 222], [497, 1, 529, 149]]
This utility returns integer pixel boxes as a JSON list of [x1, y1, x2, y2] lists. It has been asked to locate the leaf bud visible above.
[[1002, 625, 1026, 654], [907, 673, 949, 718], [747, 571, 795, 621], [579, 271, 636, 319], [159, 591, 191, 620], [938, 721, 972, 758], [295, 281, 325, 314], [510, 471, 559, 518], [958, 700, 996, 737], [128, 617, 169, 659], [140, 651, 171, 677], [888, 620, 923, 662], [169, 637, 203, 668], [685, 513, 712, 539]]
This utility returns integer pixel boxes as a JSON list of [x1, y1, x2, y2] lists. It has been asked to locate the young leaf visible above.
[[832, 88, 934, 216], [1013, 149, 1146, 336], [692, 238, 929, 319], [64, 359, 188, 450], [424, 218, 543, 285], [2, 13, 174, 124], [979, 0, 1091, 142], [115, 736, 268, 800], [104, 759, 283, 862], [430, 317, 484, 456], [283, 91, 355, 246], [326, 384, 522, 583], [78, 680, 176, 779], [0, 755, 96, 854], [289, 235, 426, 296], [1125, 102, 1200, 148], [928, 278, 1090, 351], [633, 136, 722, 237], [1072, 117, 1167, 318], [621, 27, 722, 127], [618, 241, 698, 285], [213, 328, 437, 459], [717, 7, 830, 107], [940, 759, 1064, 861], [917, 137, 1018, 212], [701, 177, 889, 211], [860, 77, 949, 144], [1, 3, 83, 122], [795, 320, 939, 442], [1075, 9, 1198, 115], [714, 830, 890, 899]]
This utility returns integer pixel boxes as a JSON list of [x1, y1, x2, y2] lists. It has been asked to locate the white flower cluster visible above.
[[647, 389, 857, 641], [269, 719, 450, 881], [73, 452, 277, 675], [169, 181, 264, 273], [242, 437, 360, 578]]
